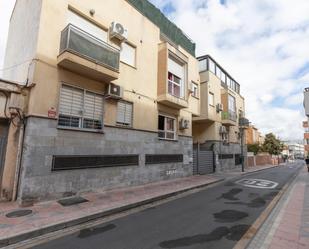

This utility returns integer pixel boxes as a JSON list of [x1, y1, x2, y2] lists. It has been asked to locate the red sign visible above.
[[48, 107, 57, 118]]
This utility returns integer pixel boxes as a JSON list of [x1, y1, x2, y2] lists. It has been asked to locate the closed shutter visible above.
[[120, 43, 136, 66], [117, 101, 132, 126], [168, 56, 184, 79], [84, 91, 103, 120], [67, 10, 107, 42], [59, 85, 83, 117]]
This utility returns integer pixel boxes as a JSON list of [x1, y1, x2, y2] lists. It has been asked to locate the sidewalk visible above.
[[247, 165, 309, 249], [0, 163, 277, 247]]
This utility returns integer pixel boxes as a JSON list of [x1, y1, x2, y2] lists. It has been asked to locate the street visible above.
[[31, 162, 303, 249]]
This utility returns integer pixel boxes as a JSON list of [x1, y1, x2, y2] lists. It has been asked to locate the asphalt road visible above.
[[32, 162, 303, 249]]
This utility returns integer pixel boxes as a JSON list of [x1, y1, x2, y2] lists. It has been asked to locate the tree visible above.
[[247, 143, 261, 155], [261, 133, 284, 165]]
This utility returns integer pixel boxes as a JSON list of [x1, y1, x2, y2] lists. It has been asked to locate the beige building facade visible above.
[[193, 55, 247, 171], [0, 0, 200, 202]]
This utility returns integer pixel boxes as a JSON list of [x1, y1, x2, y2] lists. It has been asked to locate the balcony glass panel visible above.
[[60, 25, 120, 72], [222, 111, 237, 122]]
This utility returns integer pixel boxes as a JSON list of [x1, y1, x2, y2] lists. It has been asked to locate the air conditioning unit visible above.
[[110, 22, 128, 41], [106, 83, 123, 99], [179, 119, 190, 130], [216, 103, 223, 113], [219, 126, 227, 134]]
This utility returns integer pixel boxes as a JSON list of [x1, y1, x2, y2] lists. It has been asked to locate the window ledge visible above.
[[116, 123, 133, 129], [57, 126, 105, 134], [120, 61, 137, 70], [191, 95, 199, 100]]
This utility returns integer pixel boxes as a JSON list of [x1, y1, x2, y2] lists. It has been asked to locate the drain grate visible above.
[[6, 209, 32, 218], [57, 196, 89, 207]]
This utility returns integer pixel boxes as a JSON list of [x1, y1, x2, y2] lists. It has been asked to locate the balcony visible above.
[[157, 42, 189, 109], [221, 111, 237, 126], [58, 25, 120, 82]]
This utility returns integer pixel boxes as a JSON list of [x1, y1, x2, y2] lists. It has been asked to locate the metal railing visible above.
[[60, 24, 120, 72]]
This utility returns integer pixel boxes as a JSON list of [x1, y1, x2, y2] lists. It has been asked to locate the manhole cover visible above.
[[6, 209, 32, 218], [58, 196, 89, 207]]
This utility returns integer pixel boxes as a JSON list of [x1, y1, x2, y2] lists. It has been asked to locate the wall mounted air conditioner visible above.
[[179, 119, 190, 130], [110, 22, 128, 41], [216, 103, 223, 113], [106, 83, 123, 99]]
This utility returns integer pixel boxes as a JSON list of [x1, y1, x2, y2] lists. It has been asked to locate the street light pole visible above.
[[239, 117, 250, 173], [240, 128, 245, 172]]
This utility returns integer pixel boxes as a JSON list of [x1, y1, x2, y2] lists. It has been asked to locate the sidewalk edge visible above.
[[0, 177, 224, 247]]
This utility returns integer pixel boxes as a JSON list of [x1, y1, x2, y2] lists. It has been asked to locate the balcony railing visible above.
[[60, 24, 120, 72], [222, 111, 237, 122]]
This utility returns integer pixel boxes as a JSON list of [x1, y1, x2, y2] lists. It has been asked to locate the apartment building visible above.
[[192, 55, 247, 172], [246, 125, 264, 145], [303, 121, 309, 157], [0, 0, 200, 202]]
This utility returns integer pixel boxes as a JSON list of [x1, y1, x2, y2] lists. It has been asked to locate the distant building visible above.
[[245, 125, 264, 145], [283, 141, 305, 160]]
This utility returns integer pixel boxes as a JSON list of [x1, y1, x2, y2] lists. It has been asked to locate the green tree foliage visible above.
[[261, 133, 284, 155], [247, 143, 261, 155]]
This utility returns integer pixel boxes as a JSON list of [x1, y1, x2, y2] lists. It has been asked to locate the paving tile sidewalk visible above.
[[247, 166, 309, 249], [0, 163, 278, 247], [0, 175, 223, 247]]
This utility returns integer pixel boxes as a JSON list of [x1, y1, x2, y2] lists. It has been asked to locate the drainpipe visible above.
[[12, 118, 26, 201]]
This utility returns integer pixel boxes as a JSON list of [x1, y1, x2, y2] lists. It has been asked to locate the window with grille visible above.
[[116, 101, 133, 127], [58, 84, 104, 130], [158, 115, 176, 140]]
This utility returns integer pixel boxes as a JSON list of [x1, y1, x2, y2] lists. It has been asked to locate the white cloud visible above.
[[150, 0, 309, 140], [0, 0, 16, 74]]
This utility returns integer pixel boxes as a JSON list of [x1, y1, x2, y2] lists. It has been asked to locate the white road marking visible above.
[[236, 178, 279, 189]]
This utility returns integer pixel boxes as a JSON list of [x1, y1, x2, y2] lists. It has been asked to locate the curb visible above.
[[232, 165, 302, 249], [0, 177, 224, 248]]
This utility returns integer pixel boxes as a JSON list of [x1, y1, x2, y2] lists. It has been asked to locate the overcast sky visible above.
[[0, 0, 308, 141]]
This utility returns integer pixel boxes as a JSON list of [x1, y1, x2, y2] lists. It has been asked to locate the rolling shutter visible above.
[[117, 101, 133, 126], [120, 43, 136, 67], [59, 85, 83, 117], [84, 91, 103, 121], [67, 10, 107, 42], [168, 56, 184, 79]]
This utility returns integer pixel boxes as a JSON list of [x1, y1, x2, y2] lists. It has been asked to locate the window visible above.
[[215, 66, 222, 79], [168, 56, 185, 98], [158, 115, 176, 140], [191, 82, 199, 98], [67, 10, 107, 41], [199, 59, 207, 72], [228, 94, 236, 113], [221, 71, 226, 83], [116, 101, 133, 126], [58, 84, 103, 130], [209, 92, 215, 106], [208, 58, 216, 74], [120, 42, 136, 67]]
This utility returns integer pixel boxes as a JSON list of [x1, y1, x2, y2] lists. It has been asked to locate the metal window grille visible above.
[[58, 84, 103, 130]]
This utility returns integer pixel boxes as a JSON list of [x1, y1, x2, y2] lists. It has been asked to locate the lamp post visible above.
[[239, 117, 250, 172]]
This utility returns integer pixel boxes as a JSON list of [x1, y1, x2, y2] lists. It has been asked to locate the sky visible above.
[[149, 0, 309, 141], [0, 0, 308, 141]]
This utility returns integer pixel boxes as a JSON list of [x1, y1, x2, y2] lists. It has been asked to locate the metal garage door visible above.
[[193, 145, 214, 175], [0, 120, 9, 185]]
